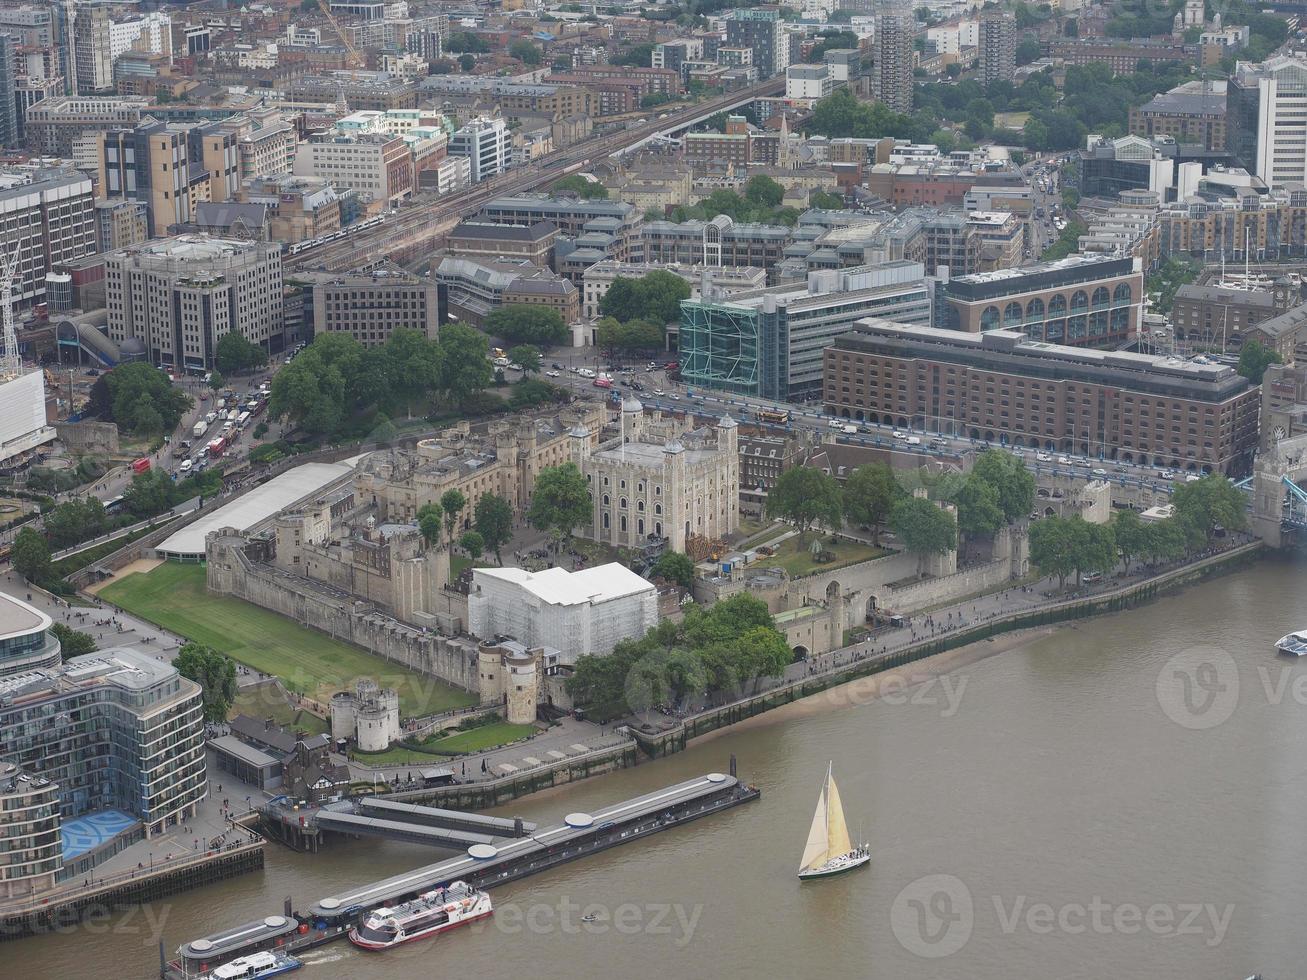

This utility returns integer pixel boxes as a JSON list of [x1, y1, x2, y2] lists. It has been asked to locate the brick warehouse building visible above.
[[823, 320, 1259, 474]]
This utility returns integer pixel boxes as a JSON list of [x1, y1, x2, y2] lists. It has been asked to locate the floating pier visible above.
[[165, 771, 758, 978]]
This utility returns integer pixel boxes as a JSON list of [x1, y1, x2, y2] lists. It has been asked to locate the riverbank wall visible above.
[[0, 842, 265, 941], [633, 541, 1265, 758]]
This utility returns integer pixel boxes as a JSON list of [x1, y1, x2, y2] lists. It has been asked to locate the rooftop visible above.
[[0, 591, 50, 642], [157, 459, 359, 558], [472, 563, 654, 607]]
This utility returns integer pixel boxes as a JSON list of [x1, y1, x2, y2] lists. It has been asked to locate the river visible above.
[[12, 552, 1307, 978]]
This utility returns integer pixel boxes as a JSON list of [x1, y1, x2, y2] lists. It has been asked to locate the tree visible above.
[[458, 53, 475, 72], [50, 622, 96, 656], [509, 39, 542, 65], [841, 462, 900, 545], [610, 42, 654, 67], [1073, 519, 1117, 584], [459, 530, 484, 561], [1237, 339, 1282, 384], [508, 345, 541, 377], [889, 497, 957, 575], [765, 466, 842, 543], [598, 270, 691, 325], [527, 462, 591, 546], [123, 470, 174, 519], [1015, 38, 1042, 65], [649, 550, 695, 589], [440, 489, 467, 552], [1112, 508, 1149, 572], [11, 528, 50, 583], [508, 377, 566, 409], [552, 174, 608, 199], [1029, 515, 1077, 589], [174, 643, 238, 723], [473, 492, 514, 563], [485, 305, 569, 348], [952, 474, 1004, 550], [971, 449, 1036, 523], [417, 502, 443, 548], [43, 498, 107, 549], [1172, 474, 1247, 543], [208, 370, 225, 391], [1142, 517, 1187, 564], [810, 190, 846, 210], [438, 323, 493, 407], [745, 175, 785, 208], [384, 328, 444, 416], [93, 362, 192, 435], [215, 331, 267, 375]]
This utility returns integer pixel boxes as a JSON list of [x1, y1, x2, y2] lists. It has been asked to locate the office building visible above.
[[105, 235, 283, 371], [680, 261, 931, 401], [446, 220, 558, 268], [292, 132, 414, 206], [725, 7, 788, 79], [0, 168, 96, 308], [1229, 56, 1307, 189], [872, 0, 914, 114], [24, 95, 150, 156], [448, 116, 510, 184], [94, 199, 148, 252], [1130, 83, 1228, 151], [95, 121, 240, 235], [479, 194, 640, 240], [73, 4, 112, 93], [979, 7, 1015, 85], [312, 267, 441, 346], [571, 403, 740, 552], [823, 319, 1260, 473], [642, 215, 792, 271], [0, 35, 17, 148], [468, 564, 658, 662], [936, 255, 1143, 349], [0, 643, 207, 871], [241, 175, 341, 244], [786, 63, 834, 100], [434, 256, 578, 327]]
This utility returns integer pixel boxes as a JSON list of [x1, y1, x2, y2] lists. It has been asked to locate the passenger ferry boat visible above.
[[1276, 631, 1307, 656], [348, 881, 492, 950], [211, 950, 302, 979]]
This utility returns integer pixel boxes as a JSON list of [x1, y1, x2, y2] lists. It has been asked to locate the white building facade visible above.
[[468, 564, 658, 661], [449, 116, 510, 184]]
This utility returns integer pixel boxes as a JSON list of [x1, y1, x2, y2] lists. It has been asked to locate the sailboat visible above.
[[797, 762, 871, 880]]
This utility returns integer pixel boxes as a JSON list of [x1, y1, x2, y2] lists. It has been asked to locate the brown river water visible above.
[[11, 551, 1307, 979]]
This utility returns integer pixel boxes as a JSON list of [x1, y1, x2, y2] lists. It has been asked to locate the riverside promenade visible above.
[[631, 535, 1265, 752]]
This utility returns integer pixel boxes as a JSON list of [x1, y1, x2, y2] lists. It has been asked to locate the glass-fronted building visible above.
[[0, 592, 60, 677], [680, 261, 932, 402]]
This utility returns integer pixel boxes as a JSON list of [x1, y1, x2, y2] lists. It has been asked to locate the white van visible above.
[[827, 419, 842, 429], [179, 459, 193, 473], [905, 436, 922, 445]]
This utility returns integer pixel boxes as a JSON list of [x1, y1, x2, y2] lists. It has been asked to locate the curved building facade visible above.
[[0, 592, 61, 677]]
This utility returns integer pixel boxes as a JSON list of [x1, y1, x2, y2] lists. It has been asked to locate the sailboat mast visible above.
[[824, 762, 832, 843]]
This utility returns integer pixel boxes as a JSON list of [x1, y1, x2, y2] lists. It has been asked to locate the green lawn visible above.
[[351, 722, 538, 766], [754, 535, 887, 578], [230, 685, 329, 735], [101, 562, 475, 716], [427, 722, 536, 754]]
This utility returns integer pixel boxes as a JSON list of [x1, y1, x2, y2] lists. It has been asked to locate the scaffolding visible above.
[[679, 300, 761, 396]]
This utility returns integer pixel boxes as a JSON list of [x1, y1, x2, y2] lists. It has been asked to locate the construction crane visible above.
[[316, 0, 366, 71], [0, 249, 19, 382]]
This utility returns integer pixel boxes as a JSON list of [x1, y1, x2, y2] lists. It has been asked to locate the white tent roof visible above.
[[473, 563, 654, 607]]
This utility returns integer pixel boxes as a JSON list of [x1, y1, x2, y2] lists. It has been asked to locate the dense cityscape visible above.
[[0, 0, 1305, 975]]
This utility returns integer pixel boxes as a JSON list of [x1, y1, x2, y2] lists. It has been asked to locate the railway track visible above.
[[285, 77, 786, 273]]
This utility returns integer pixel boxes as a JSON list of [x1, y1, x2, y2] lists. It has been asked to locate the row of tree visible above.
[[566, 593, 791, 720], [765, 450, 1035, 559], [1030, 474, 1247, 588], [267, 327, 493, 437]]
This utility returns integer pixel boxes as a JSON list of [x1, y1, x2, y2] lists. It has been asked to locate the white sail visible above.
[[799, 785, 829, 872], [825, 773, 853, 859]]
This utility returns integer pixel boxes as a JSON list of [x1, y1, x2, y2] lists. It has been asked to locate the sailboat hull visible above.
[[797, 851, 872, 880]]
